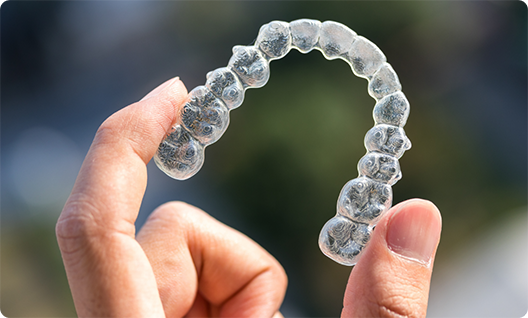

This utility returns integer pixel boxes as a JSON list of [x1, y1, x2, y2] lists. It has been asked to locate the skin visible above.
[[56, 77, 442, 318]]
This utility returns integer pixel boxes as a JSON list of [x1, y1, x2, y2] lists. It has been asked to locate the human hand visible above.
[[56, 77, 441, 317]]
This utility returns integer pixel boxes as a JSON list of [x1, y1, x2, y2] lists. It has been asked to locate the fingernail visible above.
[[386, 201, 441, 265], [140, 77, 180, 101]]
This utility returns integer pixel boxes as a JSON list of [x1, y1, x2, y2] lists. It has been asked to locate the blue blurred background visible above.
[[1, 1, 526, 317]]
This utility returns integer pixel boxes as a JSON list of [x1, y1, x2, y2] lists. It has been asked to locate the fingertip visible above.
[[152, 77, 188, 132], [137, 76, 188, 132], [272, 311, 284, 318], [156, 77, 188, 107], [96, 77, 189, 163], [386, 199, 442, 266], [140, 77, 186, 102]]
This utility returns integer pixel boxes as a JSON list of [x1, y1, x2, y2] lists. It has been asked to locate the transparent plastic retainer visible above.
[[154, 19, 411, 266]]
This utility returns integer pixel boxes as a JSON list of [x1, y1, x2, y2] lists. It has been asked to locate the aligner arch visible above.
[[154, 19, 411, 266]]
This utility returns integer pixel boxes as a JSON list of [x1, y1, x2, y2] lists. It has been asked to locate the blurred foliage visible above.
[[1, 216, 76, 317], [1, 1, 526, 317]]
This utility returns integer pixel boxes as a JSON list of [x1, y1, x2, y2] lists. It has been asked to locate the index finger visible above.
[[56, 78, 187, 317]]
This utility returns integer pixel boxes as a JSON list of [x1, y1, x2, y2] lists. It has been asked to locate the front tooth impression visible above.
[[368, 62, 402, 100], [290, 18, 322, 53], [316, 21, 357, 60], [256, 20, 292, 60], [347, 35, 387, 79]]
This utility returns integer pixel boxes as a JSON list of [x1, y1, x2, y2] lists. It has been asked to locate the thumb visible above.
[[342, 199, 442, 318]]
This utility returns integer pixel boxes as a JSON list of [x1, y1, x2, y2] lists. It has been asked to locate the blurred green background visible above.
[[1, 1, 526, 317]]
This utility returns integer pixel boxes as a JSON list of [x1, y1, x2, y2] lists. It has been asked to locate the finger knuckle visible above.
[[56, 201, 100, 255], [148, 201, 205, 226], [369, 292, 425, 318], [57, 196, 134, 255], [94, 108, 150, 158], [94, 116, 121, 146]]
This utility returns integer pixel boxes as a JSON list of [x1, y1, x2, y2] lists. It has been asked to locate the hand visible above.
[[56, 78, 441, 317]]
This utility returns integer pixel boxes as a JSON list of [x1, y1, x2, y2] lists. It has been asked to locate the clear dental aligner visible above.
[[154, 19, 411, 266]]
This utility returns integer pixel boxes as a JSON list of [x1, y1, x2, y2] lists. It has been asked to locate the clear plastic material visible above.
[[373, 91, 410, 127], [364, 124, 411, 159], [228, 46, 270, 88], [181, 86, 230, 145], [347, 36, 387, 79], [368, 62, 402, 100], [154, 125, 204, 180], [337, 177, 392, 224], [358, 152, 402, 185], [205, 67, 245, 110], [154, 19, 411, 266], [290, 19, 321, 53], [319, 216, 372, 266], [316, 21, 357, 60], [256, 21, 292, 60]]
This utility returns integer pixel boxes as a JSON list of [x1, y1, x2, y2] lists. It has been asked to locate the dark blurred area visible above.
[[1, 1, 526, 317]]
